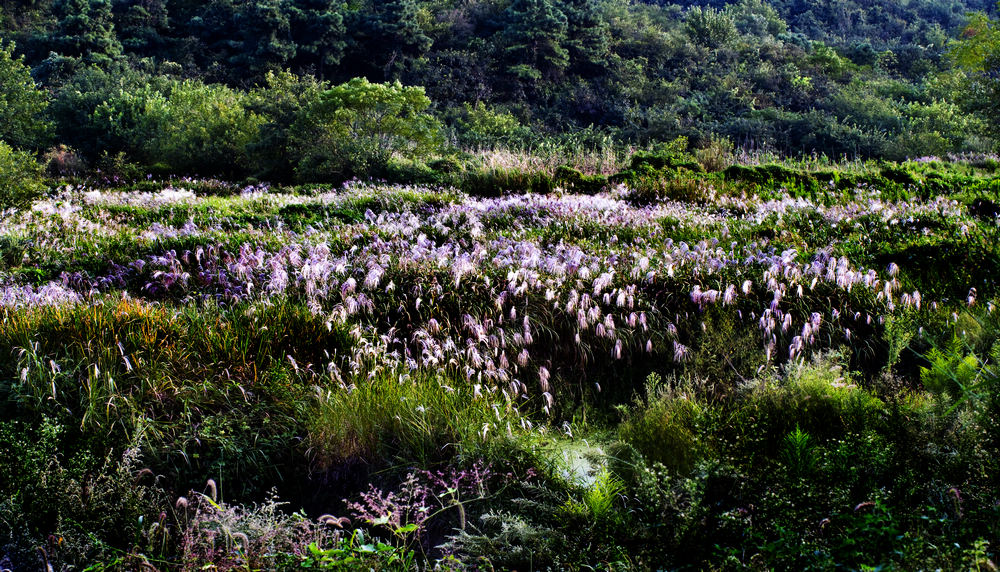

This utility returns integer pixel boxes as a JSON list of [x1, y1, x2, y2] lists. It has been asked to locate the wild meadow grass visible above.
[[1, 161, 999, 569]]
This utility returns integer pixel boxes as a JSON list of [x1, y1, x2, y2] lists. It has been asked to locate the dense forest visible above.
[[1, 0, 1000, 184]]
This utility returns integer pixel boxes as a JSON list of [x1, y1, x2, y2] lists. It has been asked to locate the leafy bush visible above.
[[554, 165, 607, 194], [723, 163, 822, 196], [693, 135, 735, 172], [558, 468, 626, 528], [454, 101, 534, 149], [458, 166, 555, 196], [141, 80, 264, 177], [745, 352, 886, 444], [611, 140, 712, 203], [246, 70, 327, 182], [291, 78, 443, 183], [0, 141, 45, 211], [0, 419, 161, 569], [42, 144, 86, 176], [618, 166, 711, 204], [95, 79, 265, 177], [48, 64, 167, 160]]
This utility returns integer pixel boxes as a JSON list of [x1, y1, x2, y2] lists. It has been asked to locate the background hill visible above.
[[1, 0, 999, 179]]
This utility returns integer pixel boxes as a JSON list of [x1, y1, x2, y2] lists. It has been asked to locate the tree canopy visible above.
[[0, 0, 998, 170]]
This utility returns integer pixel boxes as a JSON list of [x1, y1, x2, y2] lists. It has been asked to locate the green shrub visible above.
[[291, 78, 443, 183], [693, 135, 735, 172], [48, 64, 164, 160], [879, 165, 919, 186], [746, 352, 886, 443], [146, 81, 264, 177], [427, 155, 465, 175], [554, 165, 607, 194], [459, 167, 555, 196], [780, 425, 818, 478], [618, 374, 707, 473], [0, 418, 161, 569], [380, 159, 443, 186], [610, 140, 712, 203], [559, 468, 626, 527], [246, 70, 327, 182], [616, 165, 710, 204], [919, 336, 997, 401], [723, 163, 820, 197], [0, 141, 45, 211], [89, 78, 264, 178], [454, 101, 533, 149]]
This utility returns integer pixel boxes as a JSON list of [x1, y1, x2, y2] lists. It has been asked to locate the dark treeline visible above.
[[1, 0, 1000, 182]]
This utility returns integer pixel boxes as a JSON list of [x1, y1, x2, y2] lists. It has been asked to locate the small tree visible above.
[[0, 42, 51, 150], [247, 70, 327, 181], [48, 0, 122, 65], [292, 77, 442, 182], [684, 6, 738, 49], [502, 0, 570, 84]]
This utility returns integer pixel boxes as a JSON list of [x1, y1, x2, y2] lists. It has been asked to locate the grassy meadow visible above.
[[2, 154, 1000, 570]]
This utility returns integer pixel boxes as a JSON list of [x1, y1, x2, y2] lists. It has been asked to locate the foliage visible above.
[[453, 102, 533, 150], [292, 77, 442, 182], [172, 488, 333, 570], [618, 374, 706, 473], [554, 165, 607, 194], [247, 70, 327, 181], [950, 10, 1000, 137], [0, 140, 45, 211], [46, 0, 122, 65], [95, 79, 264, 177], [301, 530, 416, 570], [306, 372, 525, 469], [0, 41, 50, 149], [0, 0, 995, 172], [0, 418, 161, 568], [559, 468, 626, 527]]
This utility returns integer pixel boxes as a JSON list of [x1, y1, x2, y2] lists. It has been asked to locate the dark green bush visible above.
[[554, 165, 607, 194], [627, 150, 705, 174], [427, 156, 465, 175], [880, 165, 919, 186], [611, 142, 713, 203], [723, 164, 819, 197], [459, 167, 555, 196], [614, 164, 710, 204]]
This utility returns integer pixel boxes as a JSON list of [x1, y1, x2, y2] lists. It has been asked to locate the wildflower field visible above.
[[2, 157, 1000, 569]]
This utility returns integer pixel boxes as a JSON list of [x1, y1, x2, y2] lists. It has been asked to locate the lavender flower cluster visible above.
[[5, 180, 982, 407]]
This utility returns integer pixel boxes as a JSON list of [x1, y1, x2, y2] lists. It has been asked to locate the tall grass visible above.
[[306, 370, 530, 470]]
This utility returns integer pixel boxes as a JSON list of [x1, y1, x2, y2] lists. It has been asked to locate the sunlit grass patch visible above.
[[306, 370, 532, 469]]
